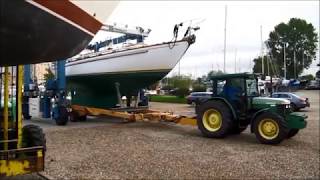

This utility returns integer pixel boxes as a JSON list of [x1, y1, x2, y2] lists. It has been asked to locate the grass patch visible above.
[[149, 95, 187, 104]]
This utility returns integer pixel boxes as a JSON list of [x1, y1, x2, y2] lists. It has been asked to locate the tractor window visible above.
[[218, 78, 245, 99], [217, 80, 226, 95], [246, 79, 258, 96]]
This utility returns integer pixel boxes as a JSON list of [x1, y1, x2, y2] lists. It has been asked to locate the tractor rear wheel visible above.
[[22, 125, 46, 155], [287, 129, 299, 138], [253, 112, 289, 144], [197, 100, 233, 138]]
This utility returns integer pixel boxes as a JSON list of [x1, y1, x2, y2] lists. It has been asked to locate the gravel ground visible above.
[[11, 90, 319, 179]]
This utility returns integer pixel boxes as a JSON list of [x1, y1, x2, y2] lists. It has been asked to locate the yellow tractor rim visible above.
[[202, 109, 222, 132], [258, 118, 279, 140]]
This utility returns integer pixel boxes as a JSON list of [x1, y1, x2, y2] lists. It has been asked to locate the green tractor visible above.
[[196, 73, 307, 144]]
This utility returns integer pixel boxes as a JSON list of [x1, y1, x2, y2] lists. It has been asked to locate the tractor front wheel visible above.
[[253, 112, 289, 144], [197, 100, 233, 138]]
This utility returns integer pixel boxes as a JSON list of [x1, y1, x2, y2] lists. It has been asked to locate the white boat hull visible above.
[[66, 41, 190, 76], [65, 39, 192, 108]]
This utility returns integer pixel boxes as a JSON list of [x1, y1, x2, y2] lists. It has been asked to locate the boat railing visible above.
[[67, 43, 146, 62]]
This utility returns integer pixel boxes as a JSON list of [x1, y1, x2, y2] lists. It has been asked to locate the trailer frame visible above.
[[71, 105, 197, 126]]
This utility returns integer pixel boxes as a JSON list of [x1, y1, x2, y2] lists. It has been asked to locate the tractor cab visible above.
[[210, 73, 259, 116], [195, 73, 307, 144]]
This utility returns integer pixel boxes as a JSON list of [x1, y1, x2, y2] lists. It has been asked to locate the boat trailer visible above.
[[71, 105, 197, 126]]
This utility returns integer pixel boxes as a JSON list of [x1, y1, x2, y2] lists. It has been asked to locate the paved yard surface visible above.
[[8, 90, 319, 179]]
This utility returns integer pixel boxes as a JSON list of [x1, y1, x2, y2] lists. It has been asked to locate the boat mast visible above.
[[234, 48, 237, 73], [223, 5, 227, 73], [260, 25, 264, 75], [178, 61, 181, 76]]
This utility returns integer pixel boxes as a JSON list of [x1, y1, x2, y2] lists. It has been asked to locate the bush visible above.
[[149, 95, 187, 104], [173, 87, 190, 98], [192, 84, 206, 92], [161, 85, 174, 91]]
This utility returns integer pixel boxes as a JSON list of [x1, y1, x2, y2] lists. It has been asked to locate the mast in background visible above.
[[260, 25, 264, 75], [223, 5, 227, 73], [234, 48, 237, 73]]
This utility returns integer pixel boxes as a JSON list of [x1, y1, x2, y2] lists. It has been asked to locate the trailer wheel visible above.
[[253, 112, 289, 144], [22, 124, 46, 155], [287, 129, 299, 138], [70, 111, 87, 122], [55, 106, 68, 125], [197, 100, 233, 138]]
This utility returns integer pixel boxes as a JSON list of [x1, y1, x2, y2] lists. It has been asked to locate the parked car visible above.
[[186, 92, 212, 105], [271, 92, 310, 111], [305, 80, 320, 90]]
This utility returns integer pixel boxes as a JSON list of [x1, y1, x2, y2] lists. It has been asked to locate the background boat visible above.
[[66, 36, 195, 108], [0, 0, 118, 66]]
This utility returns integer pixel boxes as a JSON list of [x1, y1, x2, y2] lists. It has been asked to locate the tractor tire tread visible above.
[[197, 100, 233, 138], [253, 112, 289, 144]]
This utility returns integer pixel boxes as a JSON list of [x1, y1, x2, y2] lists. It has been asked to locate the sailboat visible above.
[[66, 24, 198, 108]]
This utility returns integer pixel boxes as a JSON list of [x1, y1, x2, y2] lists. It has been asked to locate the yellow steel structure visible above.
[[0, 66, 45, 177], [17, 65, 23, 148], [0, 159, 30, 176], [3, 67, 9, 150]]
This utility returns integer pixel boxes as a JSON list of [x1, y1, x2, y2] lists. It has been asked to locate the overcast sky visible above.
[[92, 1, 319, 78]]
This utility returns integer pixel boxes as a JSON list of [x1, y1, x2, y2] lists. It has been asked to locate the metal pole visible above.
[[3, 67, 9, 150], [294, 50, 296, 79], [238, 58, 241, 72], [33, 64, 36, 82], [178, 61, 180, 76], [260, 25, 264, 75], [223, 5, 227, 73], [17, 65, 23, 148], [283, 43, 286, 79], [302, 50, 304, 73], [234, 48, 237, 73], [249, 58, 252, 73], [267, 55, 270, 76]]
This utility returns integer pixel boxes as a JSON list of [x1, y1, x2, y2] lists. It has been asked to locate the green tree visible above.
[[43, 67, 54, 82], [299, 74, 314, 81], [252, 55, 278, 76], [266, 18, 318, 79], [169, 75, 192, 89], [161, 75, 192, 97], [206, 70, 224, 81]]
